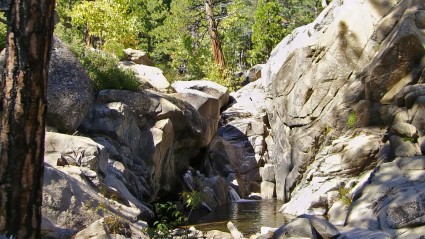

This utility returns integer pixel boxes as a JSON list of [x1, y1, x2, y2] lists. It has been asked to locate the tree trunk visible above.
[[205, 0, 225, 71], [0, 0, 55, 238]]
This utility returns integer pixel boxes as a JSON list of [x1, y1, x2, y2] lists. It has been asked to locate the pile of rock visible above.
[[42, 38, 236, 237]]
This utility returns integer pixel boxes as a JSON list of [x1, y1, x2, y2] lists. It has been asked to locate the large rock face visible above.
[[262, 0, 425, 237], [47, 37, 94, 133], [202, 79, 271, 198], [41, 0, 425, 236], [172, 80, 230, 147], [80, 89, 207, 199], [42, 132, 153, 237], [264, 0, 425, 200], [345, 156, 425, 238]]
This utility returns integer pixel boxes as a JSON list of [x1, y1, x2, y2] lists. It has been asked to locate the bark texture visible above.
[[205, 0, 226, 71], [0, 0, 55, 238]]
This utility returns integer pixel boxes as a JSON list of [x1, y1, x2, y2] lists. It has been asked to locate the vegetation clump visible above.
[[54, 29, 141, 92], [347, 111, 357, 128], [147, 202, 187, 238], [79, 50, 141, 92], [104, 216, 131, 237], [338, 187, 352, 206]]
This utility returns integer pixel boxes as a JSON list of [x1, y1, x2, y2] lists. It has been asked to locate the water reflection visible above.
[[188, 200, 294, 235]]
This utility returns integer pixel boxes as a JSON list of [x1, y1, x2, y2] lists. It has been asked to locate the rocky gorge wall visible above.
[[3, 0, 425, 237], [262, 0, 425, 237], [39, 36, 270, 238]]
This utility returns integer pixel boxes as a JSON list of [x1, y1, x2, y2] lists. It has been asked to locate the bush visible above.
[[0, 14, 7, 51], [338, 187, 352, 206], [104, 216, 131, 237], [103, 41, 127, 60], [79, 49, 140, 92], [347, 111, 357, 128], [146, 202, 187, 238], [55, 28, 141, 92]]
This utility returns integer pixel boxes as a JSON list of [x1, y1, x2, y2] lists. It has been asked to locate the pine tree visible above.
[[250, 0, 286, 64]]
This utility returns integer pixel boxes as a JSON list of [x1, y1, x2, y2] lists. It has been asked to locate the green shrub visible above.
[[347, 111, 357, 128], [104, 216, 130, 237], [204, 64, 243, 91], [54, 30, 140, 92], [79, 49, 140, 92], [181, 190, 205, 210], [338, 187, 352, 206], [103, 41, 127, 60], [146, 202, 187, 238], [0, 14, 7, 51], [403, 135, 418, 143]]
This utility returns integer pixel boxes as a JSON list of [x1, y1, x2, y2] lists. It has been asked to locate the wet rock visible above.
[[227, 221, 244, 239], [261, 181, 275, 199], [260, 164, 275, 182], [203, 176, 230, 206]]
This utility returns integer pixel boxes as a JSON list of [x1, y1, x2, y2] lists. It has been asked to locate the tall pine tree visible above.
[[250, 0, 286, 63]]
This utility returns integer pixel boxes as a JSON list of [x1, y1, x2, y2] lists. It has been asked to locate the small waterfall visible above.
[[229, 186, 241, 202]]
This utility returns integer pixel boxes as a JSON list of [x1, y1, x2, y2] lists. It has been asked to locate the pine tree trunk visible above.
[[205, 0, 225, 71], [0, 0, 55, 238]]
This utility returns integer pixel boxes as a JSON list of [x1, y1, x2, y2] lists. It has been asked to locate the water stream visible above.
[[188, 199, 294, 236]]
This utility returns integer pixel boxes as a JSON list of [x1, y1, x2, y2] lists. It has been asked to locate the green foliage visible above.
[[250, 0, 324, 64], [250, 0, 286, 63], [147, 202, 187, 238], [0, 13, 7, 50], [55, 0, 326, 90], [152, 0, 209, 80], [181, 191, 205, 210], [56, 0, 169, 55], [55, 32, 141, 92], [338, 187, 352, 206], [323, 125, 332, 135], [80, 49, 141, 91], [103, 41, 127, 60], [220, 0, 256, 71], [281, 0, 323, 33], [104, 216, 131, 236], [205, 65, 243, 91], [403, 135, 417, 143], [70, 0, 140, 48], [347, 111, 357, 128]]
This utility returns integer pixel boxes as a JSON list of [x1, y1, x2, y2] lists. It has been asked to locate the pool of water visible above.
[[187, 199, 294, 236]]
